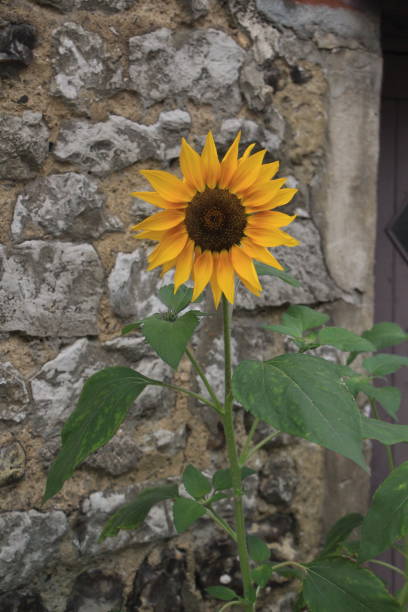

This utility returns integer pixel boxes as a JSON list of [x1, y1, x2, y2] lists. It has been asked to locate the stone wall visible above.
[[0, 0, 382, 610]]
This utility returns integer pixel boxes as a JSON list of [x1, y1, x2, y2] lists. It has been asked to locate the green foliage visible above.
[[158, 284, 195, 314], [254, 261, 300, 286], [362, 322, 408, 350], [247, 534, 270, 562], [286, 304, 329, 331], [142, 311, 200, 369], [206, 586, 239, 601], [232, 354, 367, 471], [352, 381, 401, 420], [173, 497, 206, 533], [359, 460, 408, 562], [363, 354, 408, 377], [320, 513, 363, 557], [212, 467, 255, 491], [99, 483, 178, 540], [44, 367, 155, 501], [318, 327, 375, 353], [303, 558, 400, 611], [360, 416, 408, 445], [251, 564, 273, 587], [182, 464, 212, 499]]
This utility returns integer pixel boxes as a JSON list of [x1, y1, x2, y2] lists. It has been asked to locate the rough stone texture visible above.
[[0, 362, 30, 423], [0, 112, 49, 180], [0, 242, 104, 337], [33, 0, 137, 12], [0, 439, 26, 487], [236, 219, 341, 309], [260, 456, 298, 506], [54, 110, 191, 177], [0, 590, 47, 612], [0, 510, 68, 592], [128, 28, 245, 112], [0, 21, 36, 73], [11, 173, 121, 242], [216, 115, 285, 156], [51, 22, 123, 110], [187, 0, 209, 20], [65, 570, 124, 612]]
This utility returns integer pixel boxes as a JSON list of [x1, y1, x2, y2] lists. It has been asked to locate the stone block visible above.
[[128, 28, 245, 112], [11, 173, 121, 242], [0, 362, 30, 423], [0, 242, 104, 337], [0, 510, 68, 592], [65, 570, 124, 612], [0, 439, 26, 487], [0, 112, 49, 180], [0, 22, 36, 75], [217, 115, 285, 156], [33, 0, 137, 11], [260, 455, 298, 506], [54, 110, 191, 177], [0, 590, 47, 612], [51, 22, 123, 109]]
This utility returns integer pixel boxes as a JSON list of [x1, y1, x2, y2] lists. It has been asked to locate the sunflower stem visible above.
[[221, 296, 255, 611], [185, 347, 224, 414]]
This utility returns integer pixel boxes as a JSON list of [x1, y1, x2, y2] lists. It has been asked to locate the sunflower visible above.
[[131, 132, 299, 307]]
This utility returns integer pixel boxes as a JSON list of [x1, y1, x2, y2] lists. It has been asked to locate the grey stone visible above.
[[0, 241, 104, 337], [65, 570, 124, 612], [240, 51, 273, 112], [33, 0, 137, 12], [0, 590, 47, 612], [0, 510, 68, 591], [51, 22, 123, 109], [128, 28, 245, 112], [77, 482, 176, 555], [108, 248, 163, 319], [0, 363, 30, 423], [260, 456, 298, 506], [139, 425, 187, 456], [0, 112, 49, 180], [187, 0, 209, 19], [84, 431, 142, 476], [235, 220, 341, 309], [217, 115, 285, 154], [54, 110, 191, 177], [11, 173, 121, 242], [0, 22, 36, 73], [0, 440, 26, 487]]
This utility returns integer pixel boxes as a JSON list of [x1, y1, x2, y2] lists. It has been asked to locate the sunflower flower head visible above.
[[131, 132, 299, 307]]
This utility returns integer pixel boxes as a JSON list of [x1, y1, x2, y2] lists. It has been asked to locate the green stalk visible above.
[[221, 296, 255, 611], [186, 346, 224, 414]]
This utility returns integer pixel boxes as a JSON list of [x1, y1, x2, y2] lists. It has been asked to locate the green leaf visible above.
[[320, 513, 363, 557], [173, 497, 206, 533], [254, 261, 300, 287], [158, 284, 194, 313], [360, 416, 408, 445], [182, 464, 212, 499], [44, 367, 155, 501], [206, 586, 238, 601], [99, 483, 178, 540], [232, 354, 367, 471], [286, 305, 329, 332], [265, 316, 303, 339], [318, 327, 375, 353], [121, 321, 143, 335], [212, 467, 256, 491], [362, 322, 408, 350], [363, 353, 408, 377], [142, 311, 200, 369], [247, 534, 270, 562], [359, 461, 408, 562], [304, 558, 400, 612], [251, 564, 273, 587], [356, 382, 401, 420]]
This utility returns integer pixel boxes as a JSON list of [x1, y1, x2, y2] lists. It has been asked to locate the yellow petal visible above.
[[160, 257, 177, 276], [247, 212, 296, 230], [148, 227, 188, 269], [229, 150, 266, 194], [201, 131, 221, 189], [242, 179, 287, 207], [230, 245, 262, 292], [256, 161, 280, 184], [140, 170, 195, 202], [210, 252, 222, 308], [245, 187, 298, 213], [130, 191, 187, 209], [218, 131, 241, 189], [239, 143, 255, 164], [216, 250, 235, 303], [245, 227, 300, 247], [192, 250, 213, 301], [236, 273, 262, 297], [180, 138, 206, 192], [174, 239, 195, 290], [132, 229, 166, 240], [132, 210, 185, 231], [240, 238, 284, 270]]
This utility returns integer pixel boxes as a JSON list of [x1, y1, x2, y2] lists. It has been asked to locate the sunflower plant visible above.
[[44, 133, 408, 611]]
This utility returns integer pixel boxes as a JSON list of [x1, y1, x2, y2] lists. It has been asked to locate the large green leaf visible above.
[[100, 483, 178, 540], [206, 586, 238, 601], [360, 416, 408, 445], [363, 354, 408, 377], [173, 497, 206, 533], [182, 464, 212, 499], [247, 534, 270, 562], [303, 558, 400, 612], [232, 354, 367, 470], [355, 382, 401, 420], [286, 305, 329, 332], [362, 322, 408, 350], [359, 460, 408, 562], [318, 327, 375, 353], [320, 513, 363, 557], [158, 284, 195, 314], [212, 466, 255, 491], [44, 367, 155, 500], [142, 311, 200, 369], [254, 261, 300, 286], [265, 315, 303, 339]]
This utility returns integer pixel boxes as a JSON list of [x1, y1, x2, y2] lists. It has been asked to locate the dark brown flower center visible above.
[[185, 187, 247, 252]]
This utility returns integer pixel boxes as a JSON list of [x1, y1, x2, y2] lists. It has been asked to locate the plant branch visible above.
[[186, 346, 224, 414], [369, 559, 406, 578], [159, 381, 218, 412], [205, 506, 237, 541], [239, 417, 259, 465], [242, 430, 280, 464]]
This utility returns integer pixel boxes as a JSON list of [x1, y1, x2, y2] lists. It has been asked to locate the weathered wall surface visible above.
[[0, 0, 381, 610]]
